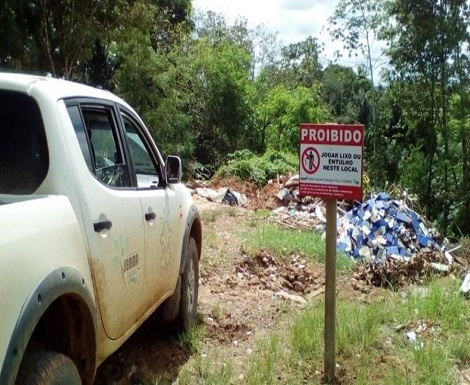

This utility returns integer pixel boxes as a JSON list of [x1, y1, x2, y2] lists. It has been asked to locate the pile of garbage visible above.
[[337, 193, 445, 262], [194, 187, 248, 206], [268, 178, 448, 263]]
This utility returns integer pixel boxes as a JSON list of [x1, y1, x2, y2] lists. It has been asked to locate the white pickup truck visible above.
[[0, 73, 202, 385]]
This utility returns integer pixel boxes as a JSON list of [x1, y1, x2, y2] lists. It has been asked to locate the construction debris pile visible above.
[[235, 250, 324, 301], [337, 193, 443, 262], [269, 179, 447, 263], [354, 251, 451, 288], [272, 196, 327, 230]]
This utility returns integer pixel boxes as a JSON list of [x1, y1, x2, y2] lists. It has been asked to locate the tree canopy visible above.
[[2, 0, 470, 235]]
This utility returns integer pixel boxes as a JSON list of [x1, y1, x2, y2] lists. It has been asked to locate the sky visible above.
[[192, 0, 355, 67], [191, 0, 387, 80]]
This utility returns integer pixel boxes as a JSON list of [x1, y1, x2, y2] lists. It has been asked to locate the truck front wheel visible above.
[[178, 237, 199, 329], [16, 350, 81, 385]]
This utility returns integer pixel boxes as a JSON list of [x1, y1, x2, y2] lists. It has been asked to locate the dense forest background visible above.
[[1, 0, 470, 237]]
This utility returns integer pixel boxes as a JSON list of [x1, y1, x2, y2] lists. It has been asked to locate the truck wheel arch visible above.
[[180, 205, 202, 275], [0, 267, 97, 385]]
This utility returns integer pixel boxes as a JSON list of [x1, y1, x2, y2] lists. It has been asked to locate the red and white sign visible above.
[[299, 124, 364, 200]]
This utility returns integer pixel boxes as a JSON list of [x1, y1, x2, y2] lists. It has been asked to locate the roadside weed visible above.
[[225, 207, 237, 217], [178, 352, 233, 385], [178, 323, 205, 354], [246, 334, 283, 385], [201, 209, 223, 223], [336, 300, 384, 356]]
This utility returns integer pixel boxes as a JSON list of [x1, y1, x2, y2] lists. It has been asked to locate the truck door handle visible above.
[[94, 219, 113, 232], [145, 211, 156, 221]]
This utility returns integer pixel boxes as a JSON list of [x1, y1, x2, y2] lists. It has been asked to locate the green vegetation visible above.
[[179, 279, 469, 384], [215, 150, 298, 188], [2, 0, 470, 236], [178, 323, 205, 355], [178, 351, 233, 385], [200, 209, 224, 224], [289, 279, 469, 384]]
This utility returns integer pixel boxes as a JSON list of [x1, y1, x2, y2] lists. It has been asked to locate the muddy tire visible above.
[[178, 237, 199, 329], [16, 350, 81, 385]]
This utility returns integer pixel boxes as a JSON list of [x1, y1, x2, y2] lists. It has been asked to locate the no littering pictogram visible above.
[[301, 146, 320, 174]]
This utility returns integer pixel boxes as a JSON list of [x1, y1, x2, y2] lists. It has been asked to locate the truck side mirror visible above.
[[165, 155, 182, 184]]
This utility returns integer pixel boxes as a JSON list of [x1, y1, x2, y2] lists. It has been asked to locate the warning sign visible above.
[[299, 124, 364, 200]]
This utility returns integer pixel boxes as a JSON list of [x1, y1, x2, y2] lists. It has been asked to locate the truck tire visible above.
[[16, 350, 81, 385], [178, 237, 199, 330]]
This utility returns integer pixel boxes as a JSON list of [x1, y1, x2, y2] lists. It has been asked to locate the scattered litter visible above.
[[461, 273, 470, 294], [430, 262, 450, 273], [196, 187, 248, 206], [406, 330, 417, 341], [406, 331, 424, 350], [271, 196, 327, 230], [274, 290, 307, 305]]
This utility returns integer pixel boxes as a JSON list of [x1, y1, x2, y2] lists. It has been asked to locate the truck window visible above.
[[0, 91, 49, 194], [67, 105, 94, 171], [67, 104, 131, 188], [122, 114, 161, 188]]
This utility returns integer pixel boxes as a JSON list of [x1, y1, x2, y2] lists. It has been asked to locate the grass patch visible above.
[[178, 352, 233, 385], [245, 334, 285, 385], [288, 278, 470, 384], [199, 228, 221, 270], [193, 278, 468, 384], [242, 222, 354, 272], [177, 323, 205, 355], [201, 209, 223, 223], [225, 207, 237, 217]]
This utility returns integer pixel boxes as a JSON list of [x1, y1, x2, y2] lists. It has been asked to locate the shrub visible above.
[[215, 149, 298, 188]]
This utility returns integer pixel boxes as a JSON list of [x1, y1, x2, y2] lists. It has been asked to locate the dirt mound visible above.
[[246, 181, 285, 210], [208, 176, 258, 199], [236, 250, 323, 294], [208, 175, 289, 211]]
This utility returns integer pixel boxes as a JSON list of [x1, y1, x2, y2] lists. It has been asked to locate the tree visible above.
[[321, 64, 372, 124], [150, 0, 193, 53], [256, 85, 329, 152], [279, 36, 323, 89], [188, 37, 254, 166], [249, 25, 280, 81], [0, 0, 102, 78], [328, 0, 386, 123], [383, 0, 470, 234]]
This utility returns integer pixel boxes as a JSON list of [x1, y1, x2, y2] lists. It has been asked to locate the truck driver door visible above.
[[66, 102, 149, 340]]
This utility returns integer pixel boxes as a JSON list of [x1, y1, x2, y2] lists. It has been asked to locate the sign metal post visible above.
[[324, 198, 337, 382]]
